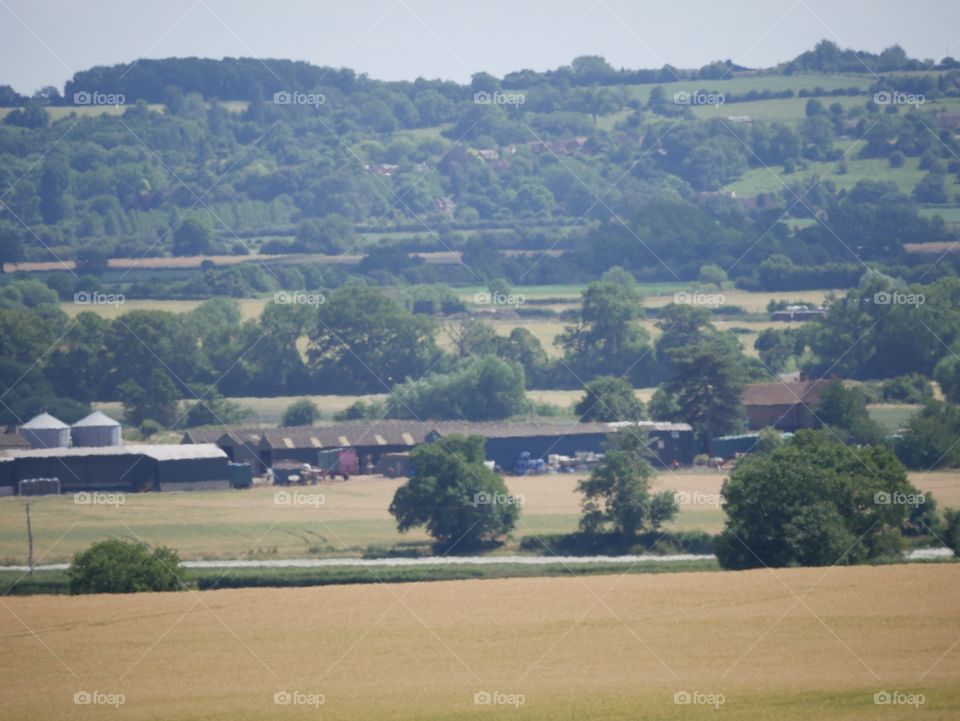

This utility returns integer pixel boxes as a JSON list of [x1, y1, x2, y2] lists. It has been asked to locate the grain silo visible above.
[[71, 410, 122, 447], [20, 412, 70, 449]]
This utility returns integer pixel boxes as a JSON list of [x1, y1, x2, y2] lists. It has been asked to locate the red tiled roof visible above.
[[742, 379, 831, 407]]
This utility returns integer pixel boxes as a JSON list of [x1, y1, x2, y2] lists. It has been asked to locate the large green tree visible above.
[[558, 277, 653, 383], [649, 336, 748, 447], [389, 435, 518, 549], [308, 285, 440, 393], [717, 431, 920, 569]]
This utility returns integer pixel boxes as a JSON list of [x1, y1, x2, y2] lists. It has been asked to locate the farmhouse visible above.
[[0, 444, 230, 493], [742, 376, 831, 431]]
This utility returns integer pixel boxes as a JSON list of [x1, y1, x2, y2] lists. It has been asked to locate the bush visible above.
[[282, 398, 320, 426], [68, 539, 187, 594], [387, 355, 527, 421], [943, 509, 960, 556], [895, 401, 960, 469], [881, 374, 934, 404]]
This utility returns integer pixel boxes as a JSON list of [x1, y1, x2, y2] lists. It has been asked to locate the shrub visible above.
[[68, 539, 187, 594], [881, 374, 933, 404], [282, 398, 320, 426]]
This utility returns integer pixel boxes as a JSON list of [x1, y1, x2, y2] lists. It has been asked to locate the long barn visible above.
[[1, 444, 230, 493]]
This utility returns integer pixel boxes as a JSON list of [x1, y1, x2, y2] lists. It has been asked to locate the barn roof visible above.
[[741, 379, 831, 407], [4, 443, 227, 461], [21, 412, 69, 430], [181, 428, 262, 444], [259, 421, 436, 450], [72, 410, 121, 428], [431, 420, 615, 439]]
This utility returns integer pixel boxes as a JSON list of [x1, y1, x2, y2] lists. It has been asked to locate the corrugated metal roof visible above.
[[4, 443, 226, 461], [181, 428, 261, 445], [431, 420, 615, 439], [72, 410, 121, 428], [258, 420, 646, 449], [259, 421, 438, 450], [21, 412, 69, 430], [636, 421, 694, 432]]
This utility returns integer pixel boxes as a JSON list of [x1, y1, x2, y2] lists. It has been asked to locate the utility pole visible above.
[[25, 502, 34, 577]]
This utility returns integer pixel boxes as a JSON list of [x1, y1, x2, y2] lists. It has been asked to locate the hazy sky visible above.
[[2, 0, 958, 94]]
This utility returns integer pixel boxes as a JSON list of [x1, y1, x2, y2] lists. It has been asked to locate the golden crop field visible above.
[[0, 564, 957, 720]]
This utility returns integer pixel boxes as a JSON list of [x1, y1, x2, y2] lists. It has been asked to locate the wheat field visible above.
[[0, 564, 957, 720]]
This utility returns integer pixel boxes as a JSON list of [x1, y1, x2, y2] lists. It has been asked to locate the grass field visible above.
[[724, 146, 960, 198], [0, 564, 957, 720], [1, 470, 955, 566]]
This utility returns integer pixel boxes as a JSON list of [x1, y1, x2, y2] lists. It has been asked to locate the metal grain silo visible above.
[[71, 410, 122, 447], [20, 413, 70, 449]]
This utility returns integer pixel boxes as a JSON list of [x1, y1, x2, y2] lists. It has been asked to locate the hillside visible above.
[[0, 40, 958, 294]]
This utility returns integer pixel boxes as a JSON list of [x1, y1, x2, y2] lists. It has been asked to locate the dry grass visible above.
[[0, 471, 726, 564], [4, 468, 955, 566], [0, 564, 957, 720]]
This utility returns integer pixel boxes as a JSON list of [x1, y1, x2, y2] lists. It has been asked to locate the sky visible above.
[[1, 0, 959, 95]]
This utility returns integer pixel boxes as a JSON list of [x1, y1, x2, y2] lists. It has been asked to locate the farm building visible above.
[[636, 421, 696, 467], [0, 444, 230, 493], [181, 428, 262, 467], [432, 421, 613, 472], [71, 411, 122, 447], [0, 457, 13, 495], [742, 377, 831, 431], [20, 412, 70, 449], [256, 421, 437, 472], [712, 431, 794, 459]]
